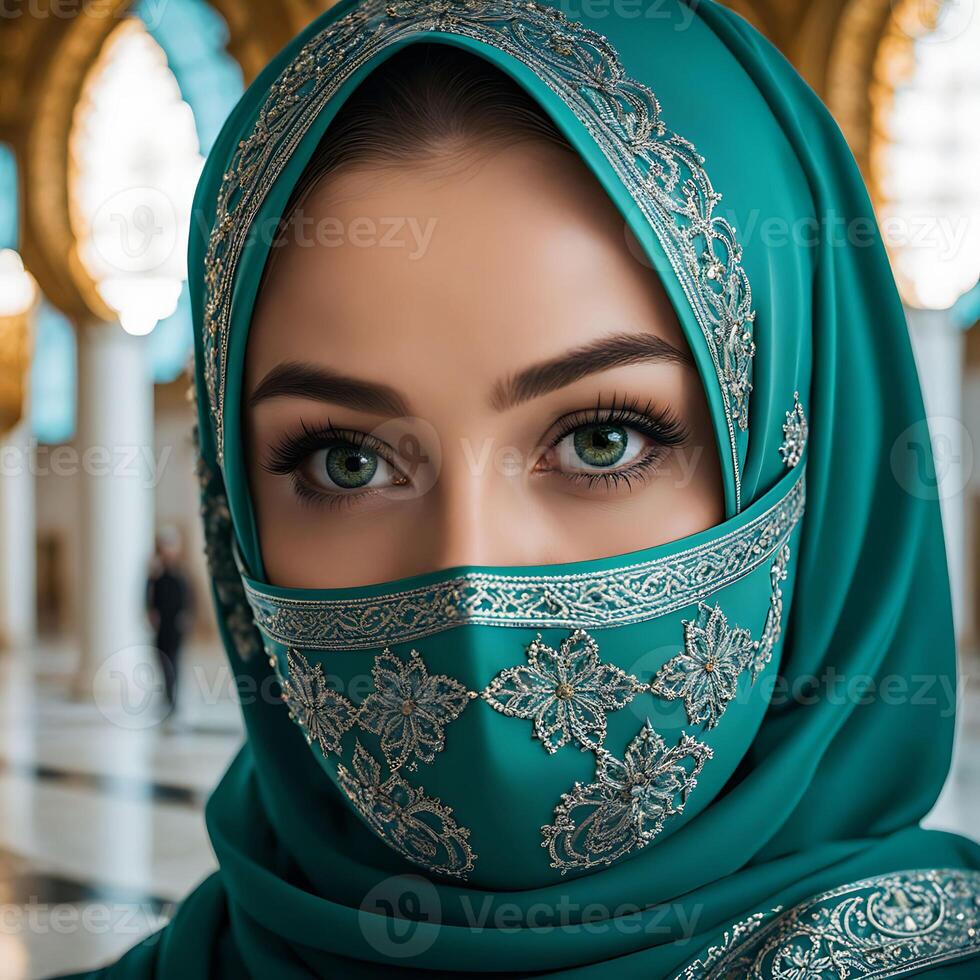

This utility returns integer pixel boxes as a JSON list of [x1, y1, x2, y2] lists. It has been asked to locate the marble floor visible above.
[[0, 642, 977, 980], [0, 642, 241, 980]]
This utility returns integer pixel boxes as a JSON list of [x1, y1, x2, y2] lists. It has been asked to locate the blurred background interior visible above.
[[0, 0, 978, 977]]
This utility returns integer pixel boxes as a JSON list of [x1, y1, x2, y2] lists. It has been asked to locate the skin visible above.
[[244, 138, 723, 589]]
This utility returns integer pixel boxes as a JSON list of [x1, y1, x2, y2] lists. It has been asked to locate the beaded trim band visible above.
[[243, 467, 803, 651], [672, 868, 980, 979]]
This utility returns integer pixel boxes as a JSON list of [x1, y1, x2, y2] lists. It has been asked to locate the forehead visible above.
[[245, 141, 686, 392]]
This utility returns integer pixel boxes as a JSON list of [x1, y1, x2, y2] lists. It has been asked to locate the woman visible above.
[[67, 0, 980, 976]]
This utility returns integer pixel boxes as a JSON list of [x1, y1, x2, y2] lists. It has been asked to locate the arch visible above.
[[6, 0, 307, 324]]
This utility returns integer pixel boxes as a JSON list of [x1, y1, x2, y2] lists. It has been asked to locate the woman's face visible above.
[[244, 139, 723, 588]]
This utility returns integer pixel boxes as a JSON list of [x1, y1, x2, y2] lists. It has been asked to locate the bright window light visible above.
[[875, 0, 980, 310], [69, 20, 203, 336]]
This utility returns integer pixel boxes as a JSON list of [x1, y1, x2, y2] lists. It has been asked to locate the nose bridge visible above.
[[428, 430, 524, 570]]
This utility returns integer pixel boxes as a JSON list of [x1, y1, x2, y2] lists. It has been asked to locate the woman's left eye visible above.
[[556, 422, 647, 473], [535, 401, 689, 487]]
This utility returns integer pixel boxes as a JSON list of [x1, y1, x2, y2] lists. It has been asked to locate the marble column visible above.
[[0, 415, 36, 650], [905, 306, 968, 639], [73, 321, 155, 700]]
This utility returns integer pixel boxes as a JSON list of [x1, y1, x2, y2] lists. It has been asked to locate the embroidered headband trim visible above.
[[243, 467, 803, 651], [202, 0, 756, 508]]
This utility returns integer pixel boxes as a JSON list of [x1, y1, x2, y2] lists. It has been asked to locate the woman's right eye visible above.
[[301, 444, 401, 493]]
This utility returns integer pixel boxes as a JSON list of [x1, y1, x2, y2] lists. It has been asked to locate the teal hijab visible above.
[[70, 0, 980, 977]]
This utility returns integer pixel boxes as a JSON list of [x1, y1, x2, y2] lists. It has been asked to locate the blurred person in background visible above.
[[145, 525, 192, 721]]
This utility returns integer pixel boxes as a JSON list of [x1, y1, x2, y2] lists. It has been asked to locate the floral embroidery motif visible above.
[[780, 391, 808, 468], [773, 937, 840, 978], [670, 868, 980, 979], [278, 648, 357, 756], [358, 648, 477, 771], [650, 604, 754, 729], [337, 742, 476, 877], [270, 644, 478, 876], [243, 471, 805, 651], [752, 543, 791, 679], [202, 0, 755, 511], [541, 721, 712, 872], [482, 629, 639, 753]]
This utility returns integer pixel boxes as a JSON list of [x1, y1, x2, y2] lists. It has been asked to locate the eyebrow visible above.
[[249, 331, 693, 416], [249, 361, 410, 416], [489, 330, 693, 411]]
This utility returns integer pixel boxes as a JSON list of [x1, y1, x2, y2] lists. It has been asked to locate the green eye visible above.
[[321, 446, 379, 489], [572, 423, 629, 468]]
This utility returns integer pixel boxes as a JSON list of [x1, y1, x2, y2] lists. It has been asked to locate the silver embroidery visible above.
[[337, 741, 476, 878], [481, 628, 639, 753], [773, 938, 839, 976], [672, 909, 781, 980], [202, 0, 755, 509], [272, 643, 479, 877], [752, 543, 791, 679], [780, 392, 808, 468], [671, 868, 980, 979], [276, 526, 796, 877], [357, 648, 477, 771], [650, 603, 754, 729], [194, 428, 263, 662], [542, 721, 712, 872], [278, 648, 357, 755], [243, 470, 804, 651]]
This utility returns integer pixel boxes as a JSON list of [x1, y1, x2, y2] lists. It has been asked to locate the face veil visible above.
[[72, 0, 980, 978]]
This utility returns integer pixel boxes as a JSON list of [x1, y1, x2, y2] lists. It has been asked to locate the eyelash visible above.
[[263, 419, 398, 511], [543, 393, 689, 491], [263, 395, 690, 509]]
